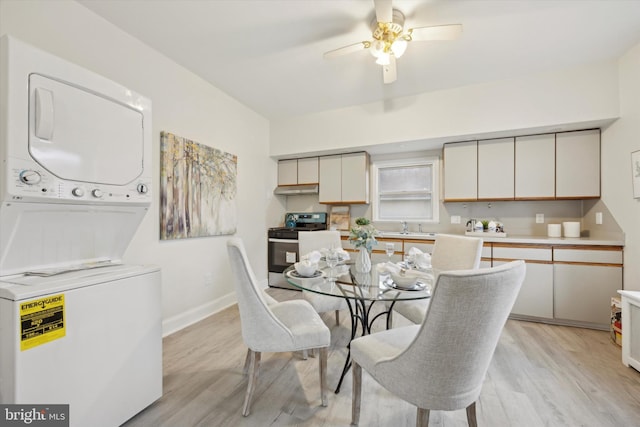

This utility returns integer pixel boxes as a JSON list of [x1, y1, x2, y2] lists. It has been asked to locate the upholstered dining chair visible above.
[[351, 260, 526, 427], [388, 234, 483, 326], [226, 238, 330, 416], [298, 230, 348, 326]]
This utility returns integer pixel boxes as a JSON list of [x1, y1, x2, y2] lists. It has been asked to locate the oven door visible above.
[[268, 238, 298, 289]]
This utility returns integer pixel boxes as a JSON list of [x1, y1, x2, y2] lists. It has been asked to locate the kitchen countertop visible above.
[[340, 231, 624, 246]]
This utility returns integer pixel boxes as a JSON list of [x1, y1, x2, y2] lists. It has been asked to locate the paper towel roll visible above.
[[562, 222, 580, 238], [548, 224, 561, 237]]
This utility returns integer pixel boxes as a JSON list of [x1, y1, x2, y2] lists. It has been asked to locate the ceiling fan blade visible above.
[[382, 55, 397, 84], [323, 41, 369, 59], [409, 24, 463, 41], [374, 0, 393, 23]]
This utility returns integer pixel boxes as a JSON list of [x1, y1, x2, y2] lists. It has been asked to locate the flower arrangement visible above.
[[348, 217, 379, 252]]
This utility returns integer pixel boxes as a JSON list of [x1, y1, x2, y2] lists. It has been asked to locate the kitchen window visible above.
[[371, 156, 439, 223]]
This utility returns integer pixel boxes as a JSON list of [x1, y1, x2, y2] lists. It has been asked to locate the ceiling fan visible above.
[[323, 0, 462, 84]]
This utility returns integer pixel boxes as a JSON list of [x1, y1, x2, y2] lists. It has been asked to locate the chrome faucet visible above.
[[401, 221, 409, 234]]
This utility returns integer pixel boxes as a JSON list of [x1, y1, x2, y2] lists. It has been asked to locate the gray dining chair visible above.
[[388, 234, 483, 327], [298, 230, 348, 326], [351, 260, 526, 426], [226, 238, 331, 416]]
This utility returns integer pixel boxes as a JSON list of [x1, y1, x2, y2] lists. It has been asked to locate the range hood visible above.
[[273, 184, 319, 195]]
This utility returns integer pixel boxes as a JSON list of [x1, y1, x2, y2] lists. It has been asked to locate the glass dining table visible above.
[[284, 261, 433, 393]]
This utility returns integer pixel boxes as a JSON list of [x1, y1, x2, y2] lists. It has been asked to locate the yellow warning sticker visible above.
[[20, 294, 65, 351]]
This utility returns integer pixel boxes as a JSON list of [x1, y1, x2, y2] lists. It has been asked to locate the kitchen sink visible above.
[[379, 231, 437, 238]]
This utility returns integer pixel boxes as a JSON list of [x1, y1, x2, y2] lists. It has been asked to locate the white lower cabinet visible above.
[[341, 235, 623, 329], [492, 244, 554, 319], [501, 261, 554, 318], [554, 263, 622, 326]]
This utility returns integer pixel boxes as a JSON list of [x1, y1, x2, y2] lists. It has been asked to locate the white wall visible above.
[[271, 61, 619, 157], [602, 41, 640, 291], [0, 0, 279, 333]]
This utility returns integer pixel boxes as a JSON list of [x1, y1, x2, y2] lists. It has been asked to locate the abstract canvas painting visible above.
[[160, 131, 237, 239]]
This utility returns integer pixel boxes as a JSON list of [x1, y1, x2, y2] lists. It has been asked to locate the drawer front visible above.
[[492, 245, 552, 262], [481, 243, 492, 259], [376, 238, 403, 253], [553, 248, 622, 264]]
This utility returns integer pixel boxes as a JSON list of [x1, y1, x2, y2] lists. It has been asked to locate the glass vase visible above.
[[355, 248, 371, 273]]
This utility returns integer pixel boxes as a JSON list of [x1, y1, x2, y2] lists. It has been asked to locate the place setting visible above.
[[287, 246, 350, 281], [377, 246, 433, 292]]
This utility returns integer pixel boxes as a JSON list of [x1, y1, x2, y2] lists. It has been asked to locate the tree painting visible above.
[[160, 132, 237, 239]]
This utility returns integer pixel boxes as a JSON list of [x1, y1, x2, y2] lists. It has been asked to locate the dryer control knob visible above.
[[91, 189, 103, 198], [19, 170, 41, 185], [72, 187, 84, 197], [137, 183, 148, 194]]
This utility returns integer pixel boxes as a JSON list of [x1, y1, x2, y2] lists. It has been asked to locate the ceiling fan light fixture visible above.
[[369, 39, 385, 58], [391, 38, 407, 57], [375, 52, 391, 65]]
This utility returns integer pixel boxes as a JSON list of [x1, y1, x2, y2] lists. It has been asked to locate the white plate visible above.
[[287, 270, 324, 279], [320, 255, 348, 263], [385, 279, 428, 291]]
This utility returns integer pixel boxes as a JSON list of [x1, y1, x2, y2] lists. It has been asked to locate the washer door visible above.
[[28, 74, 144, 186]]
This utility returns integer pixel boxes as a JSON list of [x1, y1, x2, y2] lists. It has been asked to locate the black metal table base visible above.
[[333, 297, 392, 393]]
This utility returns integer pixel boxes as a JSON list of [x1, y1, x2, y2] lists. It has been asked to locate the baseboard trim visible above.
[[162, 292, 236, 337], [162, 278, 268, 337]]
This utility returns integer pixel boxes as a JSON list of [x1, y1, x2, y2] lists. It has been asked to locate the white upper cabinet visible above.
[[515, 134, 555, 199], [556, 129, 600, 198], [319, 155, 343, 203], [444, 129, 601, 201], [443, 141, 477, 201], [297, 157, 319, 184], [478, 138, 514, 200], [278, 159, 298, 185], [277, 157, 319, 186], [319, 152, 369, 204]]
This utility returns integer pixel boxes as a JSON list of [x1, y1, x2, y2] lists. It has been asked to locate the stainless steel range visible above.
[[268, 212, 327, 290]]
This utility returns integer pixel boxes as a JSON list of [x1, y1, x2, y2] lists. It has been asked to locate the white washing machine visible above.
[[0, 264, 161, 427], [0, 36, 161, 426]]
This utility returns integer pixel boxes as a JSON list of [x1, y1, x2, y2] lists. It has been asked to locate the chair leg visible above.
[[386, 310, 393, 329], [466, 401, 478, 427], [302, 349, 308, 360], [319, 347, 328, 407], [416, 407, 430, 427], [335, 309, 340, 326], [242, 348, 251, 374], [351, 361, 362, 425], [242, 350, 261, 417]]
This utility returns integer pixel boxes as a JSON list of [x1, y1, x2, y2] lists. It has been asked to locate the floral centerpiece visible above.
[[348, 217, 379, 251], [348, 217, 378, 273]]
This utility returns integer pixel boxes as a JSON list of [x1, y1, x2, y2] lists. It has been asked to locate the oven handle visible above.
[[268, 238, 299, 243]]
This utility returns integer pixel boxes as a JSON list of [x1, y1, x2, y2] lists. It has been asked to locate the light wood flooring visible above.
[[123, 288, 640, 427]]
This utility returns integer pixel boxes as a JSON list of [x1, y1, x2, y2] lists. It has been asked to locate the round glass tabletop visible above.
[[284, 263, 433, 302]]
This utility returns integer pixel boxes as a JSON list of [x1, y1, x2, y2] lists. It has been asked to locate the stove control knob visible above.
[[72, 187, 84, 197], [91, 189, 103, 198], [137, 183, 148, 194], [19, 170, 41, 185]]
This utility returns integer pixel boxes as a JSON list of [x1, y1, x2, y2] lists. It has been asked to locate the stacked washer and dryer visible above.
[[0, 36, 161, 426]]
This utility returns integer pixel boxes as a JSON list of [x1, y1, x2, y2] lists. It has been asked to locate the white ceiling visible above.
[[77, 0, 640, 122]]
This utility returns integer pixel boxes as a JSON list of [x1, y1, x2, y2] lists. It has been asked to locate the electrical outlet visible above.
[[536, 213, 544, 224], [596, 212, 603, 225], [451, 215, 461, 224]]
